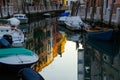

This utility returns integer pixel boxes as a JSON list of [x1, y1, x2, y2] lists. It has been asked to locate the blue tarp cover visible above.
[[61, 12, 70, 17], [0, 48, 34, 57]]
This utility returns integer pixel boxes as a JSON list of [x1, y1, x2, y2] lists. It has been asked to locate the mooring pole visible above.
[[108, 0, 115, 26], [85, 0, 89, 21]]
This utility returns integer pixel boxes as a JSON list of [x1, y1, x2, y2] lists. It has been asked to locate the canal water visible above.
[[40, 41, 78, 80], [22, 17, 120, 80], [0, 17, 120, 80], [0, 17, 81, 80], [0, 17, 80, 80], [19, 18, 81, 80]]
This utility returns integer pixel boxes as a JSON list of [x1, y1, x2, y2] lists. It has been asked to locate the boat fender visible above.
[[0, 38, 11, 48]]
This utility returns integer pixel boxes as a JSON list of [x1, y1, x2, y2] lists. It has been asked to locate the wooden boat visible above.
[[85, 27, 113, 40]]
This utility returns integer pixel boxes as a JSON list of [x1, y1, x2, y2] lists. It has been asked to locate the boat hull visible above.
[[0, 48, 39, 71], [0, 62, 36, 72], [65, 23, 80, 31], [87, 29, 113, 40]]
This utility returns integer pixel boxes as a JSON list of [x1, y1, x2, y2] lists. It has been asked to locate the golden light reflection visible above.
[[30, 23, 67, 72]]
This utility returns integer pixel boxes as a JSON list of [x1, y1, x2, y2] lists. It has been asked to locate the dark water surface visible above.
[[22, 18, 80, 80], [40, 41, 78, 80], [0, 17, 120, 80], [20, 19, 80, 80], [0, 18, 80, 80]]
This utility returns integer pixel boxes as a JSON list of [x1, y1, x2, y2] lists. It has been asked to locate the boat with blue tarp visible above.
[[60, 12, 70, 17]]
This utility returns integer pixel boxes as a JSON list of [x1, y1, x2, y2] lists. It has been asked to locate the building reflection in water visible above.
[[22, 18, 66, 72], [83, 32, 120, 80]]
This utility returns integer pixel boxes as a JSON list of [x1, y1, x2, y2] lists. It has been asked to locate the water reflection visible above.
[[40, 41, 78, 80], [19, 17, 120, 80], [19, 18, 67, 71], [18, 18, 80, 80], [83, 33, 120, 80]]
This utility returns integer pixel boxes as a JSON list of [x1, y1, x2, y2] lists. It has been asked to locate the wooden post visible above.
[[100, 0, 104, 25], [85, 1, 89, 21], [0, 6, 3, 18], [116, 8, 120, 27], [108, 0, 115, 26], [22, 0, 26, 14], [106, 0, 108, 8], [7, 1, 10, 18], [71, 2, 75, 16], [75, 1, 80, 16], [91, 0, 96, 22]]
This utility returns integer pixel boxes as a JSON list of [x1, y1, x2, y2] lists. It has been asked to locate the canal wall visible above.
[[0, 6, 69, 19], [79, 6, 120, 29], [26, 9, 65, 22]]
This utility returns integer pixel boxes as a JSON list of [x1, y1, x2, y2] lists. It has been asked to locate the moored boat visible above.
[[0, 19, 38, 71], [64, 16, 84, 31], [0, 47, 39, 70], [57, 16, 67, 26], [57, 11, 70, 26], [85, 27, 113, 40], [60, 12, 70, 17], [0, 19, 25, 47]]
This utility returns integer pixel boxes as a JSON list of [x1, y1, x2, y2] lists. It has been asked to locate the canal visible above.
[[40, 41, 78, 80], [0, 17, 120, 80], [19, 17, 81, 80]]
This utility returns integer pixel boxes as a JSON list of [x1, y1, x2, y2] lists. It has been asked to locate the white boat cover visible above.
[[8, 18, 20, 26]]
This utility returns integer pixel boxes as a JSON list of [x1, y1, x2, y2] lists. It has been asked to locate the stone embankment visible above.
[[78, 6, 120, 29]]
